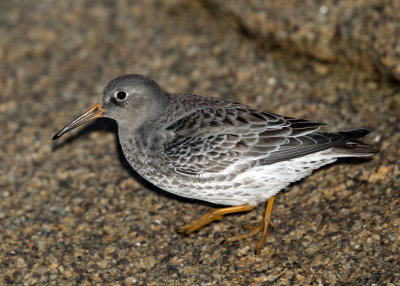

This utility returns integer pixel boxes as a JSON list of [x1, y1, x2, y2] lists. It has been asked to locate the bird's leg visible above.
[[178, 204, 255, 234], [255, 195, 276, 254], [226, 196, 276, 254]]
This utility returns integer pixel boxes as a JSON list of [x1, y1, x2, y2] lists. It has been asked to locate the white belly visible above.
[[160, 149, 338, 206]]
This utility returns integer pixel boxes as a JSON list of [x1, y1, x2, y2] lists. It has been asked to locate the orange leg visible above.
[[226, 196, 276, 254], [178, 204, 255, 234]]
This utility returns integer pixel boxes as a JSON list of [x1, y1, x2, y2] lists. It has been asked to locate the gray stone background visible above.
[[1, 0, 399, 285]]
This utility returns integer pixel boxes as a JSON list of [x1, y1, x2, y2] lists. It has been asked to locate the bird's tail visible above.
[[331, 130, 379, 157]]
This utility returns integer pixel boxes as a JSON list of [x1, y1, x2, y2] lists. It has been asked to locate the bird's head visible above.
[[53, 74, 169, 140]]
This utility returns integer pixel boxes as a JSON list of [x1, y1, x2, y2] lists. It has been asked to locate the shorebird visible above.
[[53, 74, 378, 254]]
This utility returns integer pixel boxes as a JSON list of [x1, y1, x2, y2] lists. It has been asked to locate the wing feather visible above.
[[164, 105, 328, 175], [163, 95, 370, 176]]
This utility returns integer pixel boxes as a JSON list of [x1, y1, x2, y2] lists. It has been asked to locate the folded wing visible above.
[[164, 105, 361, 176]]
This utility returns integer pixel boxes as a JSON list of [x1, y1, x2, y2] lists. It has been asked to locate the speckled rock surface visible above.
[[202, 0, 400, 81], [0, 0, 399, 285]]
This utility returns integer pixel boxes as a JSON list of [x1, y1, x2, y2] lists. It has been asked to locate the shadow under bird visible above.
[[53, 74, 378, 254]]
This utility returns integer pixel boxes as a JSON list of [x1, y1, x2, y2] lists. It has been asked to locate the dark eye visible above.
[[116, 91, 127, 100]]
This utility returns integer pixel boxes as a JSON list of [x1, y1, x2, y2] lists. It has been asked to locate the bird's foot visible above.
[[225, 196, 276, 255], [178, 210, 224, 234], [178, 204, 255, 234]]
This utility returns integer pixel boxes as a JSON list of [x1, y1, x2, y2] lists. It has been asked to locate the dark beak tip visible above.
[[52, 127, 68, 140], [52, 133, 61, 140]]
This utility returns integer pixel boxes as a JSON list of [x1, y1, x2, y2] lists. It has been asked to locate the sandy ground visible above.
[[1, 1, 399, 284]]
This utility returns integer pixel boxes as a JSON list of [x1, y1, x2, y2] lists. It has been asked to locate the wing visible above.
[[164, 105, 332, 176]]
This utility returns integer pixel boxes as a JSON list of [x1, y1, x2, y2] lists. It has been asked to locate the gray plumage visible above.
[[94, 74, 377, 206], [54, 74, 378, 206]]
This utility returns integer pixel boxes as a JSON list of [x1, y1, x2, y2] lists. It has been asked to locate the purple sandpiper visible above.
[[53, 74, 378, 254]]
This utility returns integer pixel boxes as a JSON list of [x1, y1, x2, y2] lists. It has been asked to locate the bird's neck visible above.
[[118, 123, 170, 155], [117, 123, 174, 179]]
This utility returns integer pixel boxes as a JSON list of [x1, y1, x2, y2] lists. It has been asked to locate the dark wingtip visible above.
[[336, 129, 380, 155], [338, 129, 371, 140], [356, 129, 370, 137], [340, 144, 380, 155]]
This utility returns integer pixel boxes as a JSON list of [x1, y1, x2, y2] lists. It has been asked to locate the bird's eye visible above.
[[116, 91, 127, 101]]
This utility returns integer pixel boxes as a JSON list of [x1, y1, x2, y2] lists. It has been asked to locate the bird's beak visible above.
[[52, 102, 104, 140]]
